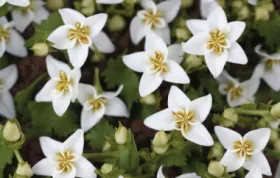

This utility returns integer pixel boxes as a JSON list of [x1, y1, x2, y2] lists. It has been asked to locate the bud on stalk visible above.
[[3, 120, 21, 142], [115, 122, 128, 145], [15, 162, 33, 178], [208, 161, 225, 177]]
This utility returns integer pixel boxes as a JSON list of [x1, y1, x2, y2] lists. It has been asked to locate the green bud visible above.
[[175, 28, 190, 41], [46, 0, 64, 11], [184, 55, 203, 70], [257, 118, 268, 128], [140, 94, 157, 105], [223, 108, 238, 123], [208, 142, 224, 160], [152, 131, 169, 147], [231, 1, 243, 8], [255, 7, 270, 21], [239, 6, 250, 20], [274, 139, 280, 150], [181, 0, 193, 9], [262, 3, 274, 12], [15, 162, 33, 178], [208, 161, 225, 177], [3, 120, 21, 142], [31, 43, 49, 56], [107, 15, 126, 32], [153, 146, 169, 155], [102, 141, 112, 152], [81, 7, 95, 16], [101, 163, 113, 174], [270, 102, 280, 117], [270, 129, 278, 142], [115, 122, 128, 145]]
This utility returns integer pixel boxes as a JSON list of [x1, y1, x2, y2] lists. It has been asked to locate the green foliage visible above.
[[158, 149, 187, 167], [0, 4, 9, 16], [0, 126, 14, 174]]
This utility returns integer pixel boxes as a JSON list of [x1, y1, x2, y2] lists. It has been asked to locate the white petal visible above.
[[123, 52, 149, 73], [182, 32, 208, 55], [139, 72, 163, 97], [59, 8, 85, 25], [214, 126, 242, 149], [263, 68, 280, 91], [84, 14, 107, 38], [245, 167, 262, 178], [220, 150, 245, 172], [11, 10, 33, 32], [96, 0, 123, 4], [248, 0, 258, 5], [157, 166, 165, 178], [254, 44, 270, 58], [0, 0, 7, 7], [227, 92, 247, 107], [53, 167, 76, 178], [52, 92, 72, 116], [63, 129, 84, 156], [76, 156, 97, 178], [154, 26, 171, 45], [227, 42, 248, 65], [0, 92, 16, 118], [167, 44, 184, 64], [35, 80, 57, 102], [216, 70, 239, 85], [205, 50, 228, 78], [6, 29, 27, 57], [67, 44, 89, 68], [101, 85, 123, 99], [77, 84, 95, 105], [46, 55, 71, 78], [141, 0, 157, 11], [163, 60, 190, 84], [189, 94, 212, 123], [157, 0, 181, 23], [243, 152, 272, 176], [200, 0, 219, 19], [32, 158, 54, 176], [0, 64, 18, 90], [48, 25, 76, 50], [39, 137, 62, 160], [145, 32, 168, 55], [81, 109, 103, 132], [228, 22, 246, 42], [240, 78, 260, 98], [105, 97, 129, 117], [243, 128, 270, 152], [144, 108, 174, 131], [182, 124, 214, 146], [168, 86, 190, 109], [0, 17, 8, 25], [186, 19, 208, 35], [33, 7, 49, 24], [70, 68, 81, 102], [207, 7, 227, 30], [176, 173, 201, 178], [252, 63, 264, 80], [129, 17, 146, 45], [0, 37, 5, 58], [92, 31, 115, 53], [7, 0, 30, 7]]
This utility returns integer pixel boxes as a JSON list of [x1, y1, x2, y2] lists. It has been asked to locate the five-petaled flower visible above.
[[11, 0, 49, 33], [130, 0, 181, 45], [215, 126, 272, 176], [183, 7, 248, 78], [157, 165, 201, 178], [144, 86, 214, 146], [32, 129, 97, 178], [35, 55, 81, 116], [0, 0, 30, 7], [48, 8, 113, 68], [77, 84, 129, 132], [217, 70, 260, 107], [123, 32, 189, 97]]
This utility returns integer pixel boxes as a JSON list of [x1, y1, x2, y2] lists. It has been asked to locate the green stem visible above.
[[94, 68, 103, 93], [14, 150, 24, 164], [83, 151, 119, 159], [235, 108, 269, 117]]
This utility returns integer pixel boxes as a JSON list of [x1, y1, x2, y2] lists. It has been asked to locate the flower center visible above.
[[149, 51, 168, 74], [207, 29, 227, 55], [88, 97, 106, 110], [229, 86, 243, 101], [142, 9, 163, 29], [56, 150, 75, 173], [172, 110, 196, 132], [265, 59, 280, 71], [233, 140, 254, 159], [56, 71, 71, 92], [68, 22, 90, 44], [0, 25, 10, 42]]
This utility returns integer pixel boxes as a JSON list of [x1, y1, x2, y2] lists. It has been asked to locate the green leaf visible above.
[[0, 127, 14, 170], [0, 4, 9, 16], [158, 150, 187, 167]]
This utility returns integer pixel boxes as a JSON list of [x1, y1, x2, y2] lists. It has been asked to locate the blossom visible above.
[[11, 0, 49, 33], [217, 70, 260, 107], [157, 166, 201, 178], [48, 8, 113, 68], [0, 64, 18, 119], [123, 32, 189, 97], [0, 17, 27, 58], [245, 167, 262, 178], [200, 0, 219, 19], [215, 126, 272, 176], [0, 0, 30, 7], [129, 0, 181, 45], [96, 0, 123, 4], [77, 84, 129, 132], [35, 55, 81, 116], [253, 44, 280, 91], [144, 86, 214, 146], [32, 129, 97, 178], [183, 7, 248, 78]]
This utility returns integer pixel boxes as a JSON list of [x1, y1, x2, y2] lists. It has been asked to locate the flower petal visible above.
[[207, 7, 228, 30], [168, 86, 190, 109], [59, 8, 85, 25], [0, 37, 5, 58], [96, 0, 123, 4], [81, 108, 104, 132], [186, 19, 208, 35], [157, 0, 181, 23], [69, 68, 81, 102], [220, 150, 245, 172], [189, 94, 212, 123], [175, 173, 201, 178], [101, 85, 123, 99], [182, 124, 214, 146], [216, 70, 239, 85], [67, 44, 89, 68], [7, 0, 30, 7], [52, 91, 72, 116], [139, 72, 163, 97], [243, 128, 270, 152], [263, 68, 280, 91], [6, 29, 27, 57], [227, 42, 248, 65], [0, 92, 16, 119], [0, 64, 18, 91], [63, 129, 84, 156], [157, 166, 165, 178], [248, 0, 258, 5], [245, 167, 262, 178], [84, 13, 107, 38], [205, 50, 228, 78], [48, 25, 76, 50], [0, 0, 6, 6], [46, 55, 71, 78], [182, 32, 208, 55], [77, 84, 95, 105], [105, 97, 129, 117], [76, 156, 97, 178], [154, 26, 171, 45], [33, 7, 49, 24], [11, 10, 33, 32], [227, 92, 247, 107], [214, 126, 242, 149], [243, 152, 272, 176], [123, 52, 149, 73], [228, 22, 246, 42], [200, 0, 219, 19], [144, 108, 174, 131], [141, 0, 157, 11], [167, 44, 184, 64], [254, 44, 270, 58], [0, 17, 8, 25], [145, 32, 168, 55], [35, 79, 57, 102], [163, 60, 190, 84], [92, 31, 115, 53], [53, 167, 76, 178], [39, 136, 62, 160], [240, 78, 260, 98], [32, 158, 54, 176], [129, 17, 146, 45]]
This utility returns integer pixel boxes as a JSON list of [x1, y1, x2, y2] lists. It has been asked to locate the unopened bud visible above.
[[101, 163, 113, 174], [255, 7, 270, 21], [181, 0, 193, 9], [208, 161, 224, 177], [108, 15, 126, 32], [115, 122, 128, 145], [274, 139, 280, 150], [270, 129, 278, 142], [239, 6, 250, 20], [140, 94, 156, 105], [102, 141, 112, 152], [31, 43, 49, 56], [175, 28, 190, 41], [223, 108, 238, 123], [3, 120, 21, 142], [231, 1, 243, 9], [262, 3, 274, 13], [184, 55, 203, 70], [257, 118, 268, 128], [81, 7, 95, 16], [153, 146, 169, 155], [46, 0, 64, 11], [15, 162, 33, 177], [152, 131, 169, 155], [270, 103, 280, 117], [208, 142, 224, 160]]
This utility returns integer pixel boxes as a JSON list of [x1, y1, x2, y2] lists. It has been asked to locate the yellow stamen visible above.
[[265, 59, 280, 71], [142, 9, 162, 29], [0, 25, 10, 42], [68, 22, 90, 44], [149, 51, 168, 74], [233, 140, 254, 159], [229, 87, 243, 101], [88, 97, 106, 111], [172, 110, 196, 132], [56, 150, 75, 173], [56, 71, 71, 92], [207, 29, 227, 55]]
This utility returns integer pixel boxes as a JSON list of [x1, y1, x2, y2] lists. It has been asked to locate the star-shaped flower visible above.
[[32, 129, 97, 178], [183, 7, 248, 78], [123, 33, 189, 97], [96, 0, 123, 4], [144, 86, 214, 146], [215, 126, 272, 176], [11, 0, 49, 32], [157, 165, 201, 178], [0, 0, 30, 7], [0, 64, 18, 119], [130, 0, 181, 45], [217, 70, 260, 107], [48, 8, 113, 68], [0, 17, 27, 58], [77, 84, 129, 132], [35, 55, 81, 116]]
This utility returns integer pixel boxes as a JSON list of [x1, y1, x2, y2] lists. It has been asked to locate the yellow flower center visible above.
[[88, 97, 106, 110], [142, 9, 163, 29], [56, 71, 71, 92], [68, 22, 90, 44], [265, 59, 280, 71], [56, 150, 75, 173], [0, 25, 10, 42], [173, 110, 196, 132], [233, 140, 254, 159], [229, 86, 243, 101], [149, 51, 168, 74], [207, 29, 227, 55]]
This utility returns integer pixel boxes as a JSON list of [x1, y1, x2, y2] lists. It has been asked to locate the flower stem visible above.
[[83, 151, 119, 159], [234, 108, 269, 117], [14, 150, 24, 164], [94, 68, 103, 93]]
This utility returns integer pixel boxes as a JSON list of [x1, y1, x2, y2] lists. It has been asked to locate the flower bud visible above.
[[231, 1, 243, 8], [270, 102, 280, 117], [222, 108, 238, 123], [208, 161, 224, 177], [184, 55, 203, 70], [3, 120, 21, 142], [208, 142, 224, 160], [152, 131, 169, 155], [262, 3, 274, 13], [140, 94, 156, 105], [257, 118, 268, 128], [239, 7, 250, 20], [46, 0, 64, 11], [274, 139, 280, 150], [153, 146, 169, 155], [115, 122, 128, 145], [255, 7, 270, 21], [102, 141, 112, 152], [181, 0, 193, 9], [101, 163, 113, 174], [175, 28, 190, 41], [31, 43, 49, 56], [107, 15, 126, 32], [15, 162, 33, 177], [81, 7, 95, 16], [270, 129, 278, 142]]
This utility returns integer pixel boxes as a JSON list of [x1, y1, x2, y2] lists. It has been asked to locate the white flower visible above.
[[32, 129, 97, 178], [123, 33, 189, 97], [0, 17, 27, 58], [253, 44, 280, 91], [245, 166, 262, 178], [77, 84, 129, 132], [96, 0, 123, 4], [200, 0, 220, 19], [0, 64, 18, 119], [215, 126, 272, 176], [48, 8, 113, 68], [157, 165, 201, 178], [35, 55, 81, 116], [130, 0, 181, 45], [217, 70, 260, 107], [0, 0, 30, 7], [11, 0, 49, 33], [144, 86, 214, 146], [183, 7, 248, 78]]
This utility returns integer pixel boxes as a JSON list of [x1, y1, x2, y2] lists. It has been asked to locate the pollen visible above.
[[142, 9, 163, 29], [173, 110, 196, 133], [56, 71, 71, 92], [68, 22, 90, 44], [149, 51, 168, 74], [233, 140, 254, 159], [207, 29, 227, 55], [88, 97, 106, 111], [56, 150, 75, 173], [0, 25, 10, 42], [265, 59, 280, 71], [229, 86, 243, 101]]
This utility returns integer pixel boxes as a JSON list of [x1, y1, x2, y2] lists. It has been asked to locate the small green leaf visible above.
[[0, 127, 14, 170], [0, 4, 9, 16]]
